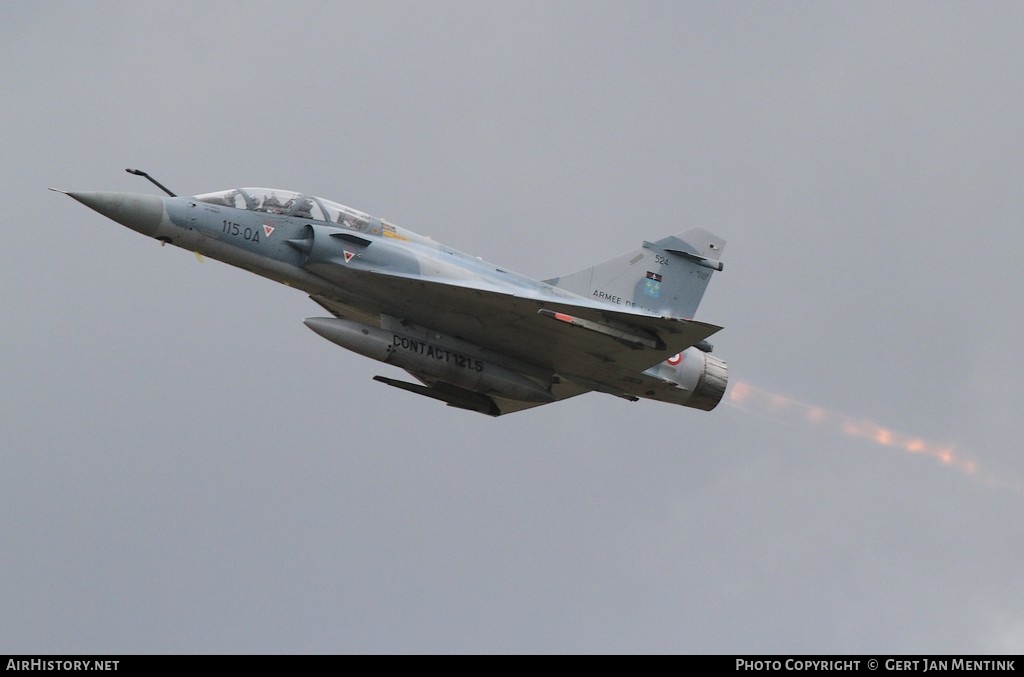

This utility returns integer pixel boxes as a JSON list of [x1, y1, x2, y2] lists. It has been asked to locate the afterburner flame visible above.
[[725, 380, 1019, 493]]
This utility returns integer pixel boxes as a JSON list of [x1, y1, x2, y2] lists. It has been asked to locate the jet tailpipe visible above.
[[642, 346, 729, 411], [688, 352, 728, 411]]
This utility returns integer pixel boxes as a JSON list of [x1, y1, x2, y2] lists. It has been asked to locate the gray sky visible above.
[[3, 1, 1024, 653]]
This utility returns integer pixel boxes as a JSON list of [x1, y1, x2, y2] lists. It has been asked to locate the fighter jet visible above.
[[57, 170, 728, 416]]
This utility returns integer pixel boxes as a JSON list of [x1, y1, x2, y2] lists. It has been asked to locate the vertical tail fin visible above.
[[544, 227, 725, 319]]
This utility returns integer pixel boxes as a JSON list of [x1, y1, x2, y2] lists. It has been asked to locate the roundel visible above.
[[666, 353, 683, 366]]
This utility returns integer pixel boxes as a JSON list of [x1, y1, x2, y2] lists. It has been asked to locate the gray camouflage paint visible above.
[[63, 186, 727, 415]]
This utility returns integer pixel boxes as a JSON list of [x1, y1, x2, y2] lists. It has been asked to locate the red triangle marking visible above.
[[263, 224, 275, 237], [343, 250, 355, 263]]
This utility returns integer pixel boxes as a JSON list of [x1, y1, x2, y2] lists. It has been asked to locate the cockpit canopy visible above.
[[194, 188, 374, 230]]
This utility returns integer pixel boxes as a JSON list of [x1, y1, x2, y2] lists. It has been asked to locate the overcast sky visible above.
[[4, 1, 1024, 654]]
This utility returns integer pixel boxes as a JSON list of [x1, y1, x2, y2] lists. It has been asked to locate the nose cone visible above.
[[65, 191, 165, 237]]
